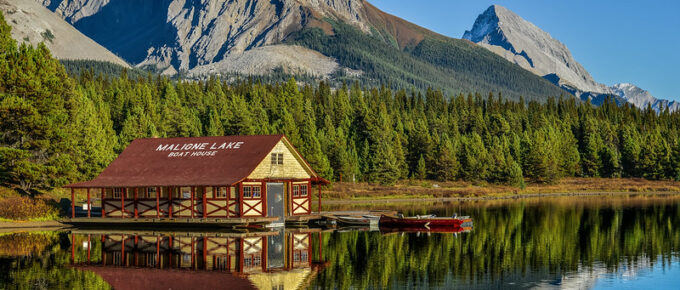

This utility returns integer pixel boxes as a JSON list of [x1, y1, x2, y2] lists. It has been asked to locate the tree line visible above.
[[1, 13, 680, 194]]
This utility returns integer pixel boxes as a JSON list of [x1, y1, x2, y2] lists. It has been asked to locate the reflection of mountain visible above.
[[69, 229, 324, 290]]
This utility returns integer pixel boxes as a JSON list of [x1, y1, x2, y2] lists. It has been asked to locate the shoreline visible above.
[[323, 191, 680, 205], [1, 191, 679, 229], [0, 220, 66, 232]]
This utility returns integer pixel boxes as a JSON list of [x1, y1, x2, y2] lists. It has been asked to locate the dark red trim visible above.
[[134, 188, 139, 218], [156, 186, 160, 218], [87, 188, 91, 218], [101, 188, 106, 218], [71, 188, 75, 218]]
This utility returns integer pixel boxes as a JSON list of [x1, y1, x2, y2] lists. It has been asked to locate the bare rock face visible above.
[[38, 0, 372, 75], [611, 83, 680, 113], [463, 5, 680, 112], [2, 0, 128, 66], [463, 5, 613, 96]]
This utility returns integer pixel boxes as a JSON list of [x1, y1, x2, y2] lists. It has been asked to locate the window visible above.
[[181, 187, 191, 199], [215, 187, 227, 198], [243, 186, 261, 199], [271, 153, 284, 165], [293, 184, 307, 197], [300, 184, 308, 197], [113, 188, 122, 199], [147, 187, 157, 199]]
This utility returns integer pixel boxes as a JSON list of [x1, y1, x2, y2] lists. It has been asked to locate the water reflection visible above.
[[68, 229, 325, 290], [1, 195, 679, 289]]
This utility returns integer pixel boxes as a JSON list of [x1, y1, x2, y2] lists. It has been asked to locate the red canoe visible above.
[[379, 215, 472, 228]]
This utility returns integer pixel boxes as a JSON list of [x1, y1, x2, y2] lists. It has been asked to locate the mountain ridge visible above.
[[1, 0, 128, 67], [36, 0, 570, 101], [463, 4, 677, 112]]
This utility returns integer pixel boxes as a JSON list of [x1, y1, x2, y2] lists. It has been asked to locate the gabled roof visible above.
[[66, 135, 328, 188]]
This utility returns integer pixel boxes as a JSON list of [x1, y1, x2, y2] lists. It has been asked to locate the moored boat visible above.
[[336, 215, 380, 226], [379, 214, 472, 229]]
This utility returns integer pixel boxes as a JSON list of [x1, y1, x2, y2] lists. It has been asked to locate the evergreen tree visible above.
[[414, 155, 427, 180]]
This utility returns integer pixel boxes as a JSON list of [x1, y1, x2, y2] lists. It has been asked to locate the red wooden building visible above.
[[65, 135, 329, 223]]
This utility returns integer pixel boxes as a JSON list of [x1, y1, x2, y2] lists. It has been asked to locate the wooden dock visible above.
[[63, 216, 280, 228], [63, 210, 399, 228]]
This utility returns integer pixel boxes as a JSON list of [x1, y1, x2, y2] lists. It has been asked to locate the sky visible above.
[[369, 0, 680, 101]]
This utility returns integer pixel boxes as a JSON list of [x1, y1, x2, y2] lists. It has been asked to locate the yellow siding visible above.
[[248, 140, 311, 180]]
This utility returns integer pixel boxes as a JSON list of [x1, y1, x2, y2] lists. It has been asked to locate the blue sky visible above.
[[370, 0, 679, 101]]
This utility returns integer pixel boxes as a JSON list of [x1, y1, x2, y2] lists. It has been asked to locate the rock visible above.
[[1, 0, 128, 66]]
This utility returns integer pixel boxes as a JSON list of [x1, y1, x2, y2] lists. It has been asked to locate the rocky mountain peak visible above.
[[37, 0, 372, 74], [463, 4, 611, 96]]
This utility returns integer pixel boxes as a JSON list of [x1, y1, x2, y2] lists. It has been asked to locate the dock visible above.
[[63, 210, 398, 228]]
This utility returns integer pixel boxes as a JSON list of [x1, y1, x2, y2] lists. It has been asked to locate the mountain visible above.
[[463, 5, 678, 111], [611, 83, 680, 113], [462, 5, 613, 97], [37, 0, 569, 101], [0, 0, 128, 67]]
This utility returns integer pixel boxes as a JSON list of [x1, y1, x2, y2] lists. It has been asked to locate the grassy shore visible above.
[[322, 177, 680, 202]]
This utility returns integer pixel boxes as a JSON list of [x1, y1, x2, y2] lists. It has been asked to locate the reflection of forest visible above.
[[1, 196, 679, 289], [314, 196, 680, 289]]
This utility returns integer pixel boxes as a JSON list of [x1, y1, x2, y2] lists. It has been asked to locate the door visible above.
[[267, 228, 285, 269], [266, 183, 285, 226]]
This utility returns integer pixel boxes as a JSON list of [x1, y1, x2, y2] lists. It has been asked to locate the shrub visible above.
[[0, 197, 60, 221]]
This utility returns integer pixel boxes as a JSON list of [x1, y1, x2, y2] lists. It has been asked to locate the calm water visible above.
[[1, 195, 679, 289]]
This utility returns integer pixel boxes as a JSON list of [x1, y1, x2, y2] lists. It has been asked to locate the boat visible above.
[[379, 214, 472, 229], [379, 225, 472, 234], [335, 215, 380, 226]]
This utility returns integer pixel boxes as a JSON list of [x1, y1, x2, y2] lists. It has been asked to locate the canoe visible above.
[[379, 215, 472, 228], [336, 215, 380, 226]]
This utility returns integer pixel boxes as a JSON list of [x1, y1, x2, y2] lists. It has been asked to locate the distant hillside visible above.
[[1, 0, 128, 66], [39, 0, 569, 101], [60, 59, 149, 80]]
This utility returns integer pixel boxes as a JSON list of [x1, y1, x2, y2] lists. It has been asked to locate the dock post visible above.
[[156, 186, 160, 218], [101, 188, 106, 218], [134, 188, 138, 218], [168, 187, 173, 218], [87, 188, 91, 218], [317, 184, 322, 213], [71, 188, 75, 218], [156, 236, 160, 268], [121, 188, 126, 218], [87, 234, 91, 263]]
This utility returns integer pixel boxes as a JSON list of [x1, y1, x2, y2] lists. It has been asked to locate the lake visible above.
[[1, 195, 679, 289]]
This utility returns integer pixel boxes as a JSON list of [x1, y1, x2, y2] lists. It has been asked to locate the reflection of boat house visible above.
[[65, 135, 329, 224], [71, 230, 323, 290]]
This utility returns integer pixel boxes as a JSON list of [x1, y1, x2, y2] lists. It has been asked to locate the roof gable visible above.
[[68, 135, 286, 188]]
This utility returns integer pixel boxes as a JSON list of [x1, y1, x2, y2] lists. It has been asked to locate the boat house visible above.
[[65, 135, 329, 224]]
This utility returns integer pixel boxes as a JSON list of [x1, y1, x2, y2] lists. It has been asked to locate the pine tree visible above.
[[414, 155, 427, 180]]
